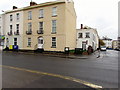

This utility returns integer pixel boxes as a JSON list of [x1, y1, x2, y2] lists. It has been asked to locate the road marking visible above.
[[1, 65, 103, 88]]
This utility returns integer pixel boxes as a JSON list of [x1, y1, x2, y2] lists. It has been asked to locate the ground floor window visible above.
[[14, 38, 17, 45], [28, 38, 31, 47], [51, 37, 56, 48]]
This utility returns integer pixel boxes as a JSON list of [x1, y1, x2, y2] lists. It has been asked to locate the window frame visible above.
[[28, 11, 32, 20], [39, 9, 44, 18], [85, 32, 90, 38], [51, 37, 56, 48], [27, 38, 31, 47], [52, 20, 57, 34], [28, 22, 32, 31], [78, 33, 83, 38], [16, 13, 20, 21], [52, 7, 57, 16], [10, 15, 13, 21]]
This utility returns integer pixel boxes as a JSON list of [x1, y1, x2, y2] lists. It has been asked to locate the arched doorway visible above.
[[38, 37, 44, 49]]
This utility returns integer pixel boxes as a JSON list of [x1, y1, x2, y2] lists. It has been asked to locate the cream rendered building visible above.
[[22, 0, 76, 52]]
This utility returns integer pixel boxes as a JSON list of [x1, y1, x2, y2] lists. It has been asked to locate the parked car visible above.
[[100, 46, 107, 51]]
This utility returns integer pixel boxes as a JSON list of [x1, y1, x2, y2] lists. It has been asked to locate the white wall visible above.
[[0, 14, 5, 35], [77, 28, 99, 50], [4, 11, 24, 49]]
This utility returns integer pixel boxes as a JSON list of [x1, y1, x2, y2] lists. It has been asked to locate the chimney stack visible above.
[[13, 6, 18, 9], [30, 1, 37, 6], [81, 24, 83, 29]]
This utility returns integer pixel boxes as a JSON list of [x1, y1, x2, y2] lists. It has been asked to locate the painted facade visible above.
[[2, 0, 76, 52], [76, 25, 99, 51], [22, 0, 76, 51], [4, 9, 24, 49]]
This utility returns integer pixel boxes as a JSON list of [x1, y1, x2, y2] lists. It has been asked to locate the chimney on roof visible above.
[[30, 1, 37, 6], [13, 6, 18, 9], [81, 24, 83, 29]]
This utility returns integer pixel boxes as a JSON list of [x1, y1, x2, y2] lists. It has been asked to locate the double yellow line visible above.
[[0, 65, 103, 89]]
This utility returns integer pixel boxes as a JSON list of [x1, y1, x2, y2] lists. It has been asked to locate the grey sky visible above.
[[0, 0, 119, 40]]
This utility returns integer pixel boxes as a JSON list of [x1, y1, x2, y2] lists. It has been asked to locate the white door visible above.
[[38, 37, 44, 49]]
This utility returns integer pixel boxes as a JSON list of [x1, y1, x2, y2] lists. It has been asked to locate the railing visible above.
[[14, 30, 19, 35], [37, 30, 43, 34], [26, 30, 32, 35], [7, 31, 13, 36]]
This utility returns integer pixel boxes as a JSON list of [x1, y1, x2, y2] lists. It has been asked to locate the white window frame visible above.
[[39, 22, 43, 31], [52, 20, 57, 33], [10, 25, 12, 31], [28, 22, 32, 31], [78, 33, 83, 38], [16, 13, 20, 21], [52, 37, 56, 48], [14, 38, 17, 45], [52, 7, 57, 16], [28, 38, 31, 47], [39, 9, 44, 18], [10, 15, 13, 21], [85, 32, 90, 38], [28, 11, 32, 20], [16, 24, 19, 31]]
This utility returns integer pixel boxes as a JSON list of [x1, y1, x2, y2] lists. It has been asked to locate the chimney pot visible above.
[[81, 24, 83, 29]]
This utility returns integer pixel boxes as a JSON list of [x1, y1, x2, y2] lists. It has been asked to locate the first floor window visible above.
[[52, 37, 56, 48], [78, 33, 83, 38], [14, 38, 17, 45], [52, 20, 57, 33], [85, 32, 90, 38], [28, 38, 31, 47]]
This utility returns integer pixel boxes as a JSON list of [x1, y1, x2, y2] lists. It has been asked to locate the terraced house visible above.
[[3, 0, 76, 52]]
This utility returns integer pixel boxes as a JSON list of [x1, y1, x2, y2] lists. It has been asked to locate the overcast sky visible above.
[[0, 0, 119, 40]]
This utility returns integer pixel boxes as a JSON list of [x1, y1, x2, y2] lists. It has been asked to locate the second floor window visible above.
[[39, 9, 44, 18], [16, 13, 20, 21], [28, 22, 32, 31], [52, 7, 57, 16], [10, 15, 13, 21], [28, 11, 32, 20], [10, 25, 12, 31], [86, 32, 90, 38], [16, 24, 19, 31], [39, 22, 43, 31], [52, 20, 57, 33], [14, 38, 17, 45], [78, 33, 83, 38]]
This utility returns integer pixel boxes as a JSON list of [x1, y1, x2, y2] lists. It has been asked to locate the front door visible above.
[[38, 37, 44, 49]]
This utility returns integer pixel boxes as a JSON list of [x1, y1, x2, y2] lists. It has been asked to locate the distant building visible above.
[[112, 40, 118, 49], [76, 24, 99, 51], [102, 36, 112, 49]]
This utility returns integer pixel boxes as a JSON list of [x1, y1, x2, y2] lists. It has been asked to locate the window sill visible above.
[[52, 15, 57, 17], [51, 46, 56, 48], [39, 17, 44, 19], [51, 32, 56, 34]]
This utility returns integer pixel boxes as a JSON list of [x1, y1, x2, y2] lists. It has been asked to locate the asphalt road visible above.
[[1, 50, 119, 88]]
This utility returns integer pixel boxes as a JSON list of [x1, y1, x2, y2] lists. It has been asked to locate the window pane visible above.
[[52, 7, 57, 16], [39, 9, 44, 18], [52, 20, 56, 33], [28, 11, 32, 20]]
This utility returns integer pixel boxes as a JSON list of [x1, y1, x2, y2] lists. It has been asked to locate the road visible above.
[[1, 50, 119, 88]]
